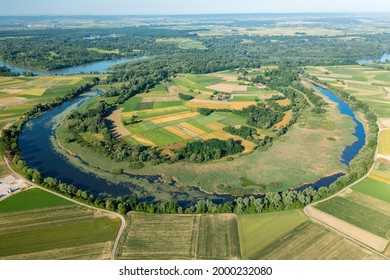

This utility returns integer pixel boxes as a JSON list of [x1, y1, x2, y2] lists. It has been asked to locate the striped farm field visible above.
[[0, 188, 120, 260], [151, 111, 199, 124], [256, 221, 384, 260], [179, 122, 207, 135], [116, 213, 240, 260], [315, 196, 390, 239], [237, 210, 307, 259], [378, 129, 390, 155], [164, 125, 192, 139]]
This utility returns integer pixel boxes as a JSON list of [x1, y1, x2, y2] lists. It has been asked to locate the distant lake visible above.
[[357, 53, 390, 64], [0, 56, 148, 76]]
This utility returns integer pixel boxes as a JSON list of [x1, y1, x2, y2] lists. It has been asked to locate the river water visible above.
[[17, 75, 366, 204], [357, 53, 390, 64], [0, 56, 148, 76]]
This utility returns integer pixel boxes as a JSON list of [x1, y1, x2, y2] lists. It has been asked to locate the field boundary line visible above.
[[304, 128, 390, 259], [3, 156, 126, 260]]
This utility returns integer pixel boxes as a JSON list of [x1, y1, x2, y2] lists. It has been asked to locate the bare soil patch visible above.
[[106, 108, 130, 137]]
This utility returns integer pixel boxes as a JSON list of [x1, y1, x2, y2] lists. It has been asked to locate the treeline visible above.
[[0, 66, 15, 76], [223, 126, 273, 147], [175, 138, 244, 162], [198, 105, 285, 130], [178, 93, 194, 100]]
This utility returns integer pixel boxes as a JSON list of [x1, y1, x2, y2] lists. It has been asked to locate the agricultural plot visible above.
[[0, 188, 121, 260], [119, 71, 286, 153], [256, 221, 384, 260], [0, 75, 92, 126], [306, 65, 390, 118], [116, 212, 240, 260], [237, 210, 307, 259], [352, 177, 390, 204], [378, 129, 390, 156], [156, 38, 207, 50], [315, 196, 390, 239]]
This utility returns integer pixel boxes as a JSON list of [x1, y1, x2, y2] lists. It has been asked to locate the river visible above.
[[357, 53, 390, 64], [0, 56, 148, 76], [17, 86, 366, 205]]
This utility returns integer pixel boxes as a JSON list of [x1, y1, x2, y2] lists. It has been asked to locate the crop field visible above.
[[256, 221, 384, 260], [156, 38, 207, 50], [378, 129, 390, 156], [117, 71, 290, 155], [0, 75, 97, 176], [352, 177, 390, 204], [0, 75, 93, 126], [237, 210, 307, 259], [316, 196, 390, 239], [306, 65, 390, 118], [116, 213, 240, 260], [0, 188, 121, 260]]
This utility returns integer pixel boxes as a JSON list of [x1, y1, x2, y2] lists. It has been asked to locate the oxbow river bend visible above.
[[18, 88, 366, 206]]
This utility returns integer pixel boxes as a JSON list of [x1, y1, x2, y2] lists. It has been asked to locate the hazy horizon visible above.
[[1, 0, 390, 16]]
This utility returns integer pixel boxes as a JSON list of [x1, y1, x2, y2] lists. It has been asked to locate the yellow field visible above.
[[205, 122, 226, 130], [122, 106, 186, 118], [164, 126, 192, 139], [131, 134, 156, 146], [230, 101, 257, 110], [275, 110, 292, 128], [179, 122, 206, 135], [378, 129, 390, 156], [185, 100, 231, 110], [151, 111, 199, 124], [20, 88, 47, 96], [368, 174, 390, 185], [207, 83, 246, 93], [276, 99, 291, 106]]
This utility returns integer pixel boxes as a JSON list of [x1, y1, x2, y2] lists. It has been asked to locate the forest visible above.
[[0, 24, 389, 71]]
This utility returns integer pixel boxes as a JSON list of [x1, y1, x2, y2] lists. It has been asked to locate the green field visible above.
[[255, 221, 384, 260], [352, 177, 390, 204], [237, 210, 307, 259], [315, 196, 390, 239], [156, 38, 207, 50], [0, 188, 72, 212], [116, 213, 240, 260], [0, 188, 120, 260]]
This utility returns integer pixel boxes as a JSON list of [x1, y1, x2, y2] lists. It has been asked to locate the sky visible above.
[[1, 0, 390, 16]]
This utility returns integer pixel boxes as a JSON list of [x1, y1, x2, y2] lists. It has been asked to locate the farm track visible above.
[[3, 156, 126, 260], [304, 127, 390, 259]]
